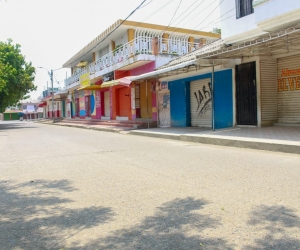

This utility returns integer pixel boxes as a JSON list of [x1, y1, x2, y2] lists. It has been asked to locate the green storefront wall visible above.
[[4, 113, 19, 121]]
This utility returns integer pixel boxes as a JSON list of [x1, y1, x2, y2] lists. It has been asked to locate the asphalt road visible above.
[[0, 121, 300, 250]]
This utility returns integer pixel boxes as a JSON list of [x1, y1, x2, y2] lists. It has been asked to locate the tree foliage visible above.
[[212, 27, 221, 35], [0, 39, 36, 112]]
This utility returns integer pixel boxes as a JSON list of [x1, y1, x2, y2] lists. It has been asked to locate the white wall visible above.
[[255, 0, 300, 23], [220, 0, 259, 43], [220, 0, 300, 43]]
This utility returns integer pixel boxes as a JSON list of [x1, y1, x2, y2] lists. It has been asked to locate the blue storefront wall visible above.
[[168, 69, 233, 129]]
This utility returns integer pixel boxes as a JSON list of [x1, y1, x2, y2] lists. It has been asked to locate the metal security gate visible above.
[[260, 60, 277, 126], [277, 55, 300, 124], [190, 78, 212, 127], [158, 91, 170, 127], [236, 62, 257, 125]]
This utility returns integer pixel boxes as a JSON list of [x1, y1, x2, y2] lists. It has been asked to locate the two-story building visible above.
[[63, 20, 220, 125]]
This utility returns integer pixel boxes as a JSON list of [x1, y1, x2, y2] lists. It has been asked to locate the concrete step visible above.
[[60, 118, 157, 128]]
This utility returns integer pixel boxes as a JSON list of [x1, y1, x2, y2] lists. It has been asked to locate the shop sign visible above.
[[103, 72, 114, 82], [278, 68, 300, 91], [80, 73, 90, 88]]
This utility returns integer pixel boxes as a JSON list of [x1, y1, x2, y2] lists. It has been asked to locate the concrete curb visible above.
[[130, 131, 300, 154], [37, 122, 300, 154], [180, 135, 300, 154], [39, 122, 126, 134]]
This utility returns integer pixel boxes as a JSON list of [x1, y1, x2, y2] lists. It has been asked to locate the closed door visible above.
[[118, 87, 130, 117], [104, 91, 110, 117], [236, 62, 257, 125], [158, 91, 170, 127], [190, 79, 212, 127], [140, 82, 152, 119]]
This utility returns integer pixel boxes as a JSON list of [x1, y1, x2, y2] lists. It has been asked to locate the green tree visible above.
[[212, 27, 221, 35], [0, 39, 36, 112]]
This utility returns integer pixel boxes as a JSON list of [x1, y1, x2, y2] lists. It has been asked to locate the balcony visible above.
[[65, 36, 216, 88]]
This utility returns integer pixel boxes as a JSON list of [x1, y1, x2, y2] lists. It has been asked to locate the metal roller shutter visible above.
[[277, 55, 300, 124], [260, 60, 278, 126], [190, 78, 212, 127]]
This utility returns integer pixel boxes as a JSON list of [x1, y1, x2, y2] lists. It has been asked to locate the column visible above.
[[162, 33, 169, 54]]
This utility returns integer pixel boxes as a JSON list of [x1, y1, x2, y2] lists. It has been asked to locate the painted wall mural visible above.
[[194, 82, 212, 116]]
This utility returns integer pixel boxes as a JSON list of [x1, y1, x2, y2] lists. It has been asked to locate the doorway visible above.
[[236, 62, 257, 125], [104, 91, 110, 118], [158, 91, 170, 127]]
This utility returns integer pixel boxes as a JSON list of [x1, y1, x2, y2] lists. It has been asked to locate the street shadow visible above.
[[244, 205, 300, 249], [0, 122, 36, 131], [72, 197, 234, 250], [0, 179, 114, 250]]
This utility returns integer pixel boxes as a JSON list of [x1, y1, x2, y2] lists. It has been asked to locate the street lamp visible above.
[[37, 67, 55, 123]]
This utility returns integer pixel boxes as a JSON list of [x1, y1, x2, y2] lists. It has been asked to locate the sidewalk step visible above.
[[59, 118, 157, 128]]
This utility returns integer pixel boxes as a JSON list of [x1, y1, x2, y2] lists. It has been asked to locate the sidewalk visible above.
[[38, 119, 300, 154]]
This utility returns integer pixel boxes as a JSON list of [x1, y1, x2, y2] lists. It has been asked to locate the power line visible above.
[[199, 5, 235, 30], [138, 0, 154, 9], [168, 0, 216, 36], [67, 0, 147, 67], [126, 0, 174, 31], [197, 0, 252, 31], [192, 0, 225, 31], [161, 0, 183, 34], [167, 0, 201, 27]]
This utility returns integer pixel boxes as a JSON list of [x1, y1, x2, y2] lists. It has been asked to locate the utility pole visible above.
[[51, 69, 54, 123]]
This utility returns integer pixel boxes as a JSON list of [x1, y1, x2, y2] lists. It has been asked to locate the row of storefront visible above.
[[41, 25, 300, 128]]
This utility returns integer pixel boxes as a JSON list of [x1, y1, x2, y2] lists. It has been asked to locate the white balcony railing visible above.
[[65, 36, 216, 87]]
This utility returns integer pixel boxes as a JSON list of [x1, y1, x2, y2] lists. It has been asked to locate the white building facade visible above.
[[219, 0, 300, 126]]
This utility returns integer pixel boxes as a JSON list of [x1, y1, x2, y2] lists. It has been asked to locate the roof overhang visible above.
[[77, 85, 102, 91], [196, 24, 300, 60], [128, 59, 225, 81]]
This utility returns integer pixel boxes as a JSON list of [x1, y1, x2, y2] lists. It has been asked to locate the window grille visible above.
[[236, 0, 254, 19]]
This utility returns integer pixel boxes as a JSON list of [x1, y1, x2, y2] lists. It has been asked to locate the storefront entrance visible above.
[[236, 62, 257, 125], [190, 78, 212, 127], [158, 91, 170, 127], [85, 96, 90, 117], [75, 98, 79, 117], [104, 91, 110, 118]]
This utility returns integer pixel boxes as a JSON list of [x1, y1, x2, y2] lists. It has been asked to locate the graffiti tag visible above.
[[194, 82, 212, 116]]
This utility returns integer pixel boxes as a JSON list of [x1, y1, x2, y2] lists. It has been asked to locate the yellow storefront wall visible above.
[[140, 82, 152, 119]]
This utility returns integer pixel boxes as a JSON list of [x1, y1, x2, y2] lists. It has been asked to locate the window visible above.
[[236, 0, 254, 19]]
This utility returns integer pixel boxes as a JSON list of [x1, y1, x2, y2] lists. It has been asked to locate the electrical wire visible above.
[[167, 0, 201, 27], [191, 0, 225, 32], [67, 0, 147, 67], [168, 0, 217, 37], [138, 0, 154, 9], [198, 0, 253, 31], [126, 0, 174, 31], [161, 0, 183, 34]]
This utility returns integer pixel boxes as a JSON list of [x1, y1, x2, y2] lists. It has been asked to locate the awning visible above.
[[77, 85, 102, 91], [38, 102, 47, 107], [196, 24, 300, 59], [118, 76, 136, 86], [129, 60, 198, 81], [101, 80, 119, 88]]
